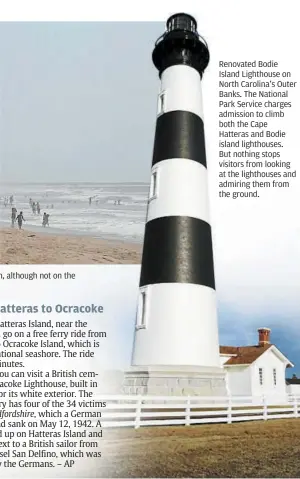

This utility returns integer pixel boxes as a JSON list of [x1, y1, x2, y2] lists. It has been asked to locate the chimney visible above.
[[258, 327, 271, 346]]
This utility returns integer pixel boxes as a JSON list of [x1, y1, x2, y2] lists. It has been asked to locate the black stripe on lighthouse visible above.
[[152, 111, 206, 167], [139, 216, 215, 288]]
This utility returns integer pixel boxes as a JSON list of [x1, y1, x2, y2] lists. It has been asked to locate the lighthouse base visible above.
[[122, 365, 228, 396]]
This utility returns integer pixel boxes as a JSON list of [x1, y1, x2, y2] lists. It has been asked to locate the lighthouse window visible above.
[[149, 170, 158, 201], [158, 92, 166, 115], [259, 368, 263, 385], [136, 290, 147, 329], [273, 368, 277, 386]]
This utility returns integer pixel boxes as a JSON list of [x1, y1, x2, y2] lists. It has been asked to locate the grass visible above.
[[99, 418, 300, 477]]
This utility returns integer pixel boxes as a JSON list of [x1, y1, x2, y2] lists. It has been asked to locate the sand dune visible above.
[[0, 228, 142, 264]]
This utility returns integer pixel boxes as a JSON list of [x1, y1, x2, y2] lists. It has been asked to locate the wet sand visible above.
[[0, 227, 142, 264]]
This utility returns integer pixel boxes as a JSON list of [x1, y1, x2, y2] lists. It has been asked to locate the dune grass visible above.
[[100, 418, 300, 477]]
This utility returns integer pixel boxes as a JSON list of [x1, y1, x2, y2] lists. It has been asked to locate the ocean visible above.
[[0, 182, 149, 243]]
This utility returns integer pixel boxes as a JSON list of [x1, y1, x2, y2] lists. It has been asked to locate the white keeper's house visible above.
[[220, 328, 294, 398], [102, 328, 295, 400]]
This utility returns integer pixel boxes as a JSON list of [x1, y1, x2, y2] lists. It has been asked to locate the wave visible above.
[[0, 182, 148, 241]]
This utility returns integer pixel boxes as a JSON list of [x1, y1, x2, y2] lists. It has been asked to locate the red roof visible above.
[[219, 344, 273, 365]]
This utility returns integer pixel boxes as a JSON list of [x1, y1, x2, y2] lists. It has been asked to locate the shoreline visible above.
[[0, 220, 142, 244], [0, 227, 142, 265]]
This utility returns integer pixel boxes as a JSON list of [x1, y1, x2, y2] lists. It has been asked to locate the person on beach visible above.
[[11, 207, 17, 227], [29, 197, 32, 206], [4, 197, 8, 207], [16, 211, 25, 230], [9, 195, 13, 205], [32, 202, 36, 214], [42, 212, 50, 227], [36, 202, 41, 215], [89, 197, 92, 205]]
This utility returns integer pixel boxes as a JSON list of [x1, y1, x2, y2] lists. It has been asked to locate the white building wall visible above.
[[225, 366, 251, 396], [251, 349, 287, 398], [286, 384, 300, 396]]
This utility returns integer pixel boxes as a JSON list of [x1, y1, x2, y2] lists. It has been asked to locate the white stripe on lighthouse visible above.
[[147, 158, 209, 223], [159, 65, 204, 119], [132, 283, 220, 367]]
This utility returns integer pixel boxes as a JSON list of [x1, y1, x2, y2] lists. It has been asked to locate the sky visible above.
[[0, 22, 162, 183], [0, 4, 299, 375]]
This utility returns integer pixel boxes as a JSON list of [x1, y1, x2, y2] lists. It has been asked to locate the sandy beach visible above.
[[0, 227, 142, 264]]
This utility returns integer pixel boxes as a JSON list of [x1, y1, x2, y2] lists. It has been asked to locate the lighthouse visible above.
[[124, 13, 227, 396]]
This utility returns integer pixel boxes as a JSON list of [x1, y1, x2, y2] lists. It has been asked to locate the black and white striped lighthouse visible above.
[[124, 13, 226, 396]]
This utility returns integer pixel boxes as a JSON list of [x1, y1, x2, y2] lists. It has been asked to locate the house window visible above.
[[149, 170, 158, 201], [136, 290, 147, 329], [273, 368, 277, 386], [259, 368, 263, 385], [158, 92, 166, 115]]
